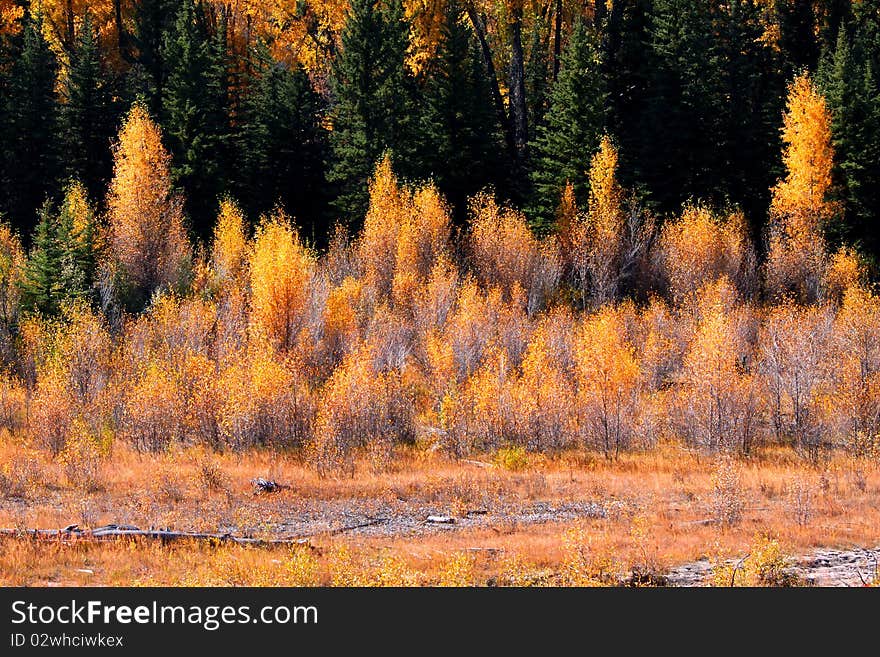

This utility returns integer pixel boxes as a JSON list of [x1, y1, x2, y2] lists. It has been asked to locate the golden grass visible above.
[[1, 439, 879, 586]]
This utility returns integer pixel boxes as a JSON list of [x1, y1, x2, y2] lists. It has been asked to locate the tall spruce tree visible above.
[[19, 201, 62, 316], [162, 0, 231, 237], [19, 182, 97, 316], [776, 0, 821, 74], [130, 0, 182, 111], [603, 0, 653, 192], [61, 13, 116, 202], [418, 0, 504, 221], [238, 42, 329, 237], [639, 0, 729, 213], [819, 26, 880, 256], [328, 0, 415, 224], [720, 0, 786, 229], [2, 11, 60, 238], [528, 18, 606, 233]]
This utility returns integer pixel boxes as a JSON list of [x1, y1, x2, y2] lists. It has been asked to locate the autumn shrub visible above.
[[249, 210, 316, 351], [0, 454, 43, 499], [0, 373, 26, 435], [712, 535, 799, 587], [216, 345, 314, 450], [674, 280, 761, 454], [118, 360, 185, 452], [829, 286, 880, 457], [0, 222, 24, 365], [565, 137, 654, 307], [654, 204, 755, 302], [494, 445, 529, 471], [575, 307, 641, 458], [756, 301, 834, 462], [710, 455, 745, 527], [468, 193, 560, 315], [59, 418, 109, 492], [310, 344, 415, 476], [513, 325, 577, 450]]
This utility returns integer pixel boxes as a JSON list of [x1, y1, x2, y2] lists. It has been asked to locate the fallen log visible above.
[[0, 524, 312, 548]]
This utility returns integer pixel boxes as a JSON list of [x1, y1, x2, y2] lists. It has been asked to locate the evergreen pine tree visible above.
[[162, 0, 231, 237], [418, 0, 504, 221], [640, 0, 728, 213], [328, 0, 416, 224], [238, 42, 329, 237], [19, 201, 62, 316], [720, 0, 786, 228], [776, 0, 821, 74], [130, 0, 182, 111], [19, 182, 97, 316], [1, 11, 60, 237], [61, 13, 116, 202], [819, 26, 880, 256], [528, 19, 606, 232], [603, 0, 653, 192]]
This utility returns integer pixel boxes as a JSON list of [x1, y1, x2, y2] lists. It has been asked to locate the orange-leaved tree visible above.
[[105, 104, 192, 307], [248, 209, 316, 352], [766, 74, 836, 303]]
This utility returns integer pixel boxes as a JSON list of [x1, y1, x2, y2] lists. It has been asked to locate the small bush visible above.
[[494, 446, 529, 471], [710, 456, 745, 527]]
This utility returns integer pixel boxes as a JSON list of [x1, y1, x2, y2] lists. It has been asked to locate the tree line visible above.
[[0, 67, 878, 471], [1, 0, 879, 262]]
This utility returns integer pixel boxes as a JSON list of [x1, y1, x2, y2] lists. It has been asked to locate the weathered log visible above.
[[0, 524, 311, 548]]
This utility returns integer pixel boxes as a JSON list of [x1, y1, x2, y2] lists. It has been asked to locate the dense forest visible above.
[[1, 0, 880, 474], [0, 0, 879, 247]]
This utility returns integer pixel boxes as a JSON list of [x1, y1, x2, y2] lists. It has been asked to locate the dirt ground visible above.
[[1, 441, 879, 586]]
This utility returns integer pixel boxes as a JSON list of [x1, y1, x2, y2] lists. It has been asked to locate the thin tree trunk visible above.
[[553, 0, 562, 80], [465, 4, 516, 159], [509, 6, 529, 160]]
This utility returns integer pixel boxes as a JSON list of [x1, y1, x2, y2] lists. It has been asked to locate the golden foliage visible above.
[[211, 199, 249, 288], [0, 222, 24, 334], [106, 105, 191, 297], [575, 306, 641, 458], [469, 192, 559, 315], [766, 74, 836, 303], [248, 210, 316, 351], [771, 74, 836, 228], [656, 205, 754, 301]]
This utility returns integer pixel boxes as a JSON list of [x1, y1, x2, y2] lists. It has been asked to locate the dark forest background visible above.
[[1, 0, 878, 261]]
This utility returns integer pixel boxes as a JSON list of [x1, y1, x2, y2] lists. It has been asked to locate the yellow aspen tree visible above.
[[392, 183, 452, 311], [679, 279, 759, 454], [567, 136, 652, 307], [831, 286, 880, 456], [655, 205, 755, 301], [575, 307, 641, 459], [585, 136, 625, 303], [515, 324, 576, 450], [469, 192, 560, 315], [211, 198, 249, 286], [766, 74, 836, 303], [358, 154, 410, 299], [106, 104, 191, 302], [0, 222, 24, 336], [248, 209, 316, 351]]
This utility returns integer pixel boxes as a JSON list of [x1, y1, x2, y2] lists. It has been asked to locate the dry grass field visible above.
[[2, 439, 878, 586]]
